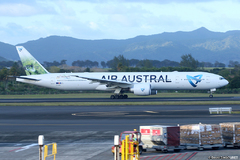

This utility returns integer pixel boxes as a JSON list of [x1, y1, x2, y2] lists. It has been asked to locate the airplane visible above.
[[15, 46, 229, 99]]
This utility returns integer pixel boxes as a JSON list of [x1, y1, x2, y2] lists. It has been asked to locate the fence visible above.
[[209, 107, 232, 114], [44, 143, 57, 160], [121, 135, 140, 160]]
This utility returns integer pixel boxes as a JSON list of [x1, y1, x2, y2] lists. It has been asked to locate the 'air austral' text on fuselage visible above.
[[101, 75, 172, 83]]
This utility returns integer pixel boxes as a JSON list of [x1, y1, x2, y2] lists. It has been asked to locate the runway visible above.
[[0, 104, 240, 134], [0, 96, 239, 103], [0, 104, 239, 160]]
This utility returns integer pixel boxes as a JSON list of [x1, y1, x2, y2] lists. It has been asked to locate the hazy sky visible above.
[[0, 0, 240, 45]]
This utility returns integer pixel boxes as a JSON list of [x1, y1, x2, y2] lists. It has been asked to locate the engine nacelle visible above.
[[130, 83, 157, 96]]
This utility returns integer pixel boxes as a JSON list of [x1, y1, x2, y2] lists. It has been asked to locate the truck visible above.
[[140, 125, 183, 152], [111, 129, 143, 155]]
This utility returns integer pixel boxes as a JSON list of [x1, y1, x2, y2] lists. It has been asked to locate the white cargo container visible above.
[[140, 125, 182, 152], [220, 122, 240, 148], [180, 124, 224, 150]]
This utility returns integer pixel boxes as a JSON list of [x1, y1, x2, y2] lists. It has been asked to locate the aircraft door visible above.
[[175, 76, 180, 89], [206, 76, 210, 83], [175, 76, 180, 84], [51, 77, 55, 85]]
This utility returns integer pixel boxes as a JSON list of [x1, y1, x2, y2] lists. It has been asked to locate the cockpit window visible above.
[[219, 77, 225, 80]]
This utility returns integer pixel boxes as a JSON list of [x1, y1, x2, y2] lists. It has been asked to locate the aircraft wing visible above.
[[72, 75, 132, 87], [14, 76, 41, 81]]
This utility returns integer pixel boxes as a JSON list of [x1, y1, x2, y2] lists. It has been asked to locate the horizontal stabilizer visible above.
[[13, 76, 41, 81]]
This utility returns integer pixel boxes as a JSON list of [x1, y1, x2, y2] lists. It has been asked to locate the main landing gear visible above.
[[110, 94, 128, 99], [110, 88, 128, 99]]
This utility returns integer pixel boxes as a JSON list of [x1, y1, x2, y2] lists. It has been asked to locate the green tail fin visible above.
[[16, 46, 49, 75]]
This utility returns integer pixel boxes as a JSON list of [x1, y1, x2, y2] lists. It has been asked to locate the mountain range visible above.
[[0, 56, 9, 62], [1, 27, 240, 65]]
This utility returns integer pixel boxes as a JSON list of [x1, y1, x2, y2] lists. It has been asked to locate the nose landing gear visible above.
[[209, 88, 216, 98]]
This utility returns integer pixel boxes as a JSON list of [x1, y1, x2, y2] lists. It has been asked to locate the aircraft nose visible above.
[[219, 78, 229, 87], [225, 79, 229, 86], [221, 79, 229, 87]]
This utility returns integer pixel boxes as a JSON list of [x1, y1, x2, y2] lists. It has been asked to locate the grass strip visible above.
[[1, 101, 240, 106], [232, 111, 240, 114], [0, 93, 238, 99]]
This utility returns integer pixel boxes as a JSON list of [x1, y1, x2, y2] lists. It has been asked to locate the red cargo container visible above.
[[140, 125, 182, 152]]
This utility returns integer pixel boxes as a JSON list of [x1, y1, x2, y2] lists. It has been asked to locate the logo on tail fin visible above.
[[18, 48, 23, 52], [187, 75, 202, 87], [24, 64, 37, 75]]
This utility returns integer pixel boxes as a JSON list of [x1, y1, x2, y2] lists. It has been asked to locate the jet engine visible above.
[[130, 83, 157, 96]]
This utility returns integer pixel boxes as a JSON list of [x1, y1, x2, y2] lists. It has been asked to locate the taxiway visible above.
[[0, 103, 239, 159]]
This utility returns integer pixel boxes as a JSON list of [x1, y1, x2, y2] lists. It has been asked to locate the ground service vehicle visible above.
[[111, 130, 143, 155], [140, 125, 183, 152]]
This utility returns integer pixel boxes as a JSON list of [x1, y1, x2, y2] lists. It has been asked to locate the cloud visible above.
[[0, 21, 57, 44], [0, 0, 36, 4], [146, 15, 194, 31], [55, 0, 76, 16], [0, 2, 56, 17], [0, 23, 31, 44], [89, 22, 98, 30], [54, 0, 224, 4], [95, 3, 150, 28], [121, 0, 222, 3], [0, 0, 238, 45], [0, 3, 38, 16], [197, 6, 215, 13], [95, 3, 149, 15]]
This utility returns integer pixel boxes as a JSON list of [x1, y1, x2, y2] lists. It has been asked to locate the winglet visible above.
[[16, 46, 49, 75]]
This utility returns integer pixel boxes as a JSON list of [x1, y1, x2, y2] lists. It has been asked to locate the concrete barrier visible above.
[[219, 107, 232, 114], [209, 107, 232, 114]]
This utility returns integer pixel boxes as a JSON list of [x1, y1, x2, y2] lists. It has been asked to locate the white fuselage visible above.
[[16, 72, 229, 92]]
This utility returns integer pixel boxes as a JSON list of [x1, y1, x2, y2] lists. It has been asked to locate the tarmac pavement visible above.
[[0, 104, 240, 159]]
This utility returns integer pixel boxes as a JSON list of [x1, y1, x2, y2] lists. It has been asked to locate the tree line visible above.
[[1, 54, 240, 94], [37, 54, 228, 69], [106, 54, 227, 71]]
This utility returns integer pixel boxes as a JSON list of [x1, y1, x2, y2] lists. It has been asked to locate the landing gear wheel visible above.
[[110, 94, 128, 99], [139, 146, 143, 155], [110, 95, 115, 99], [163, 150, 168, 153], [174, 149, 181, 152], [198, 147, 203, 151], [209, 89, 216, 98], [123, 95, 128, 99]]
